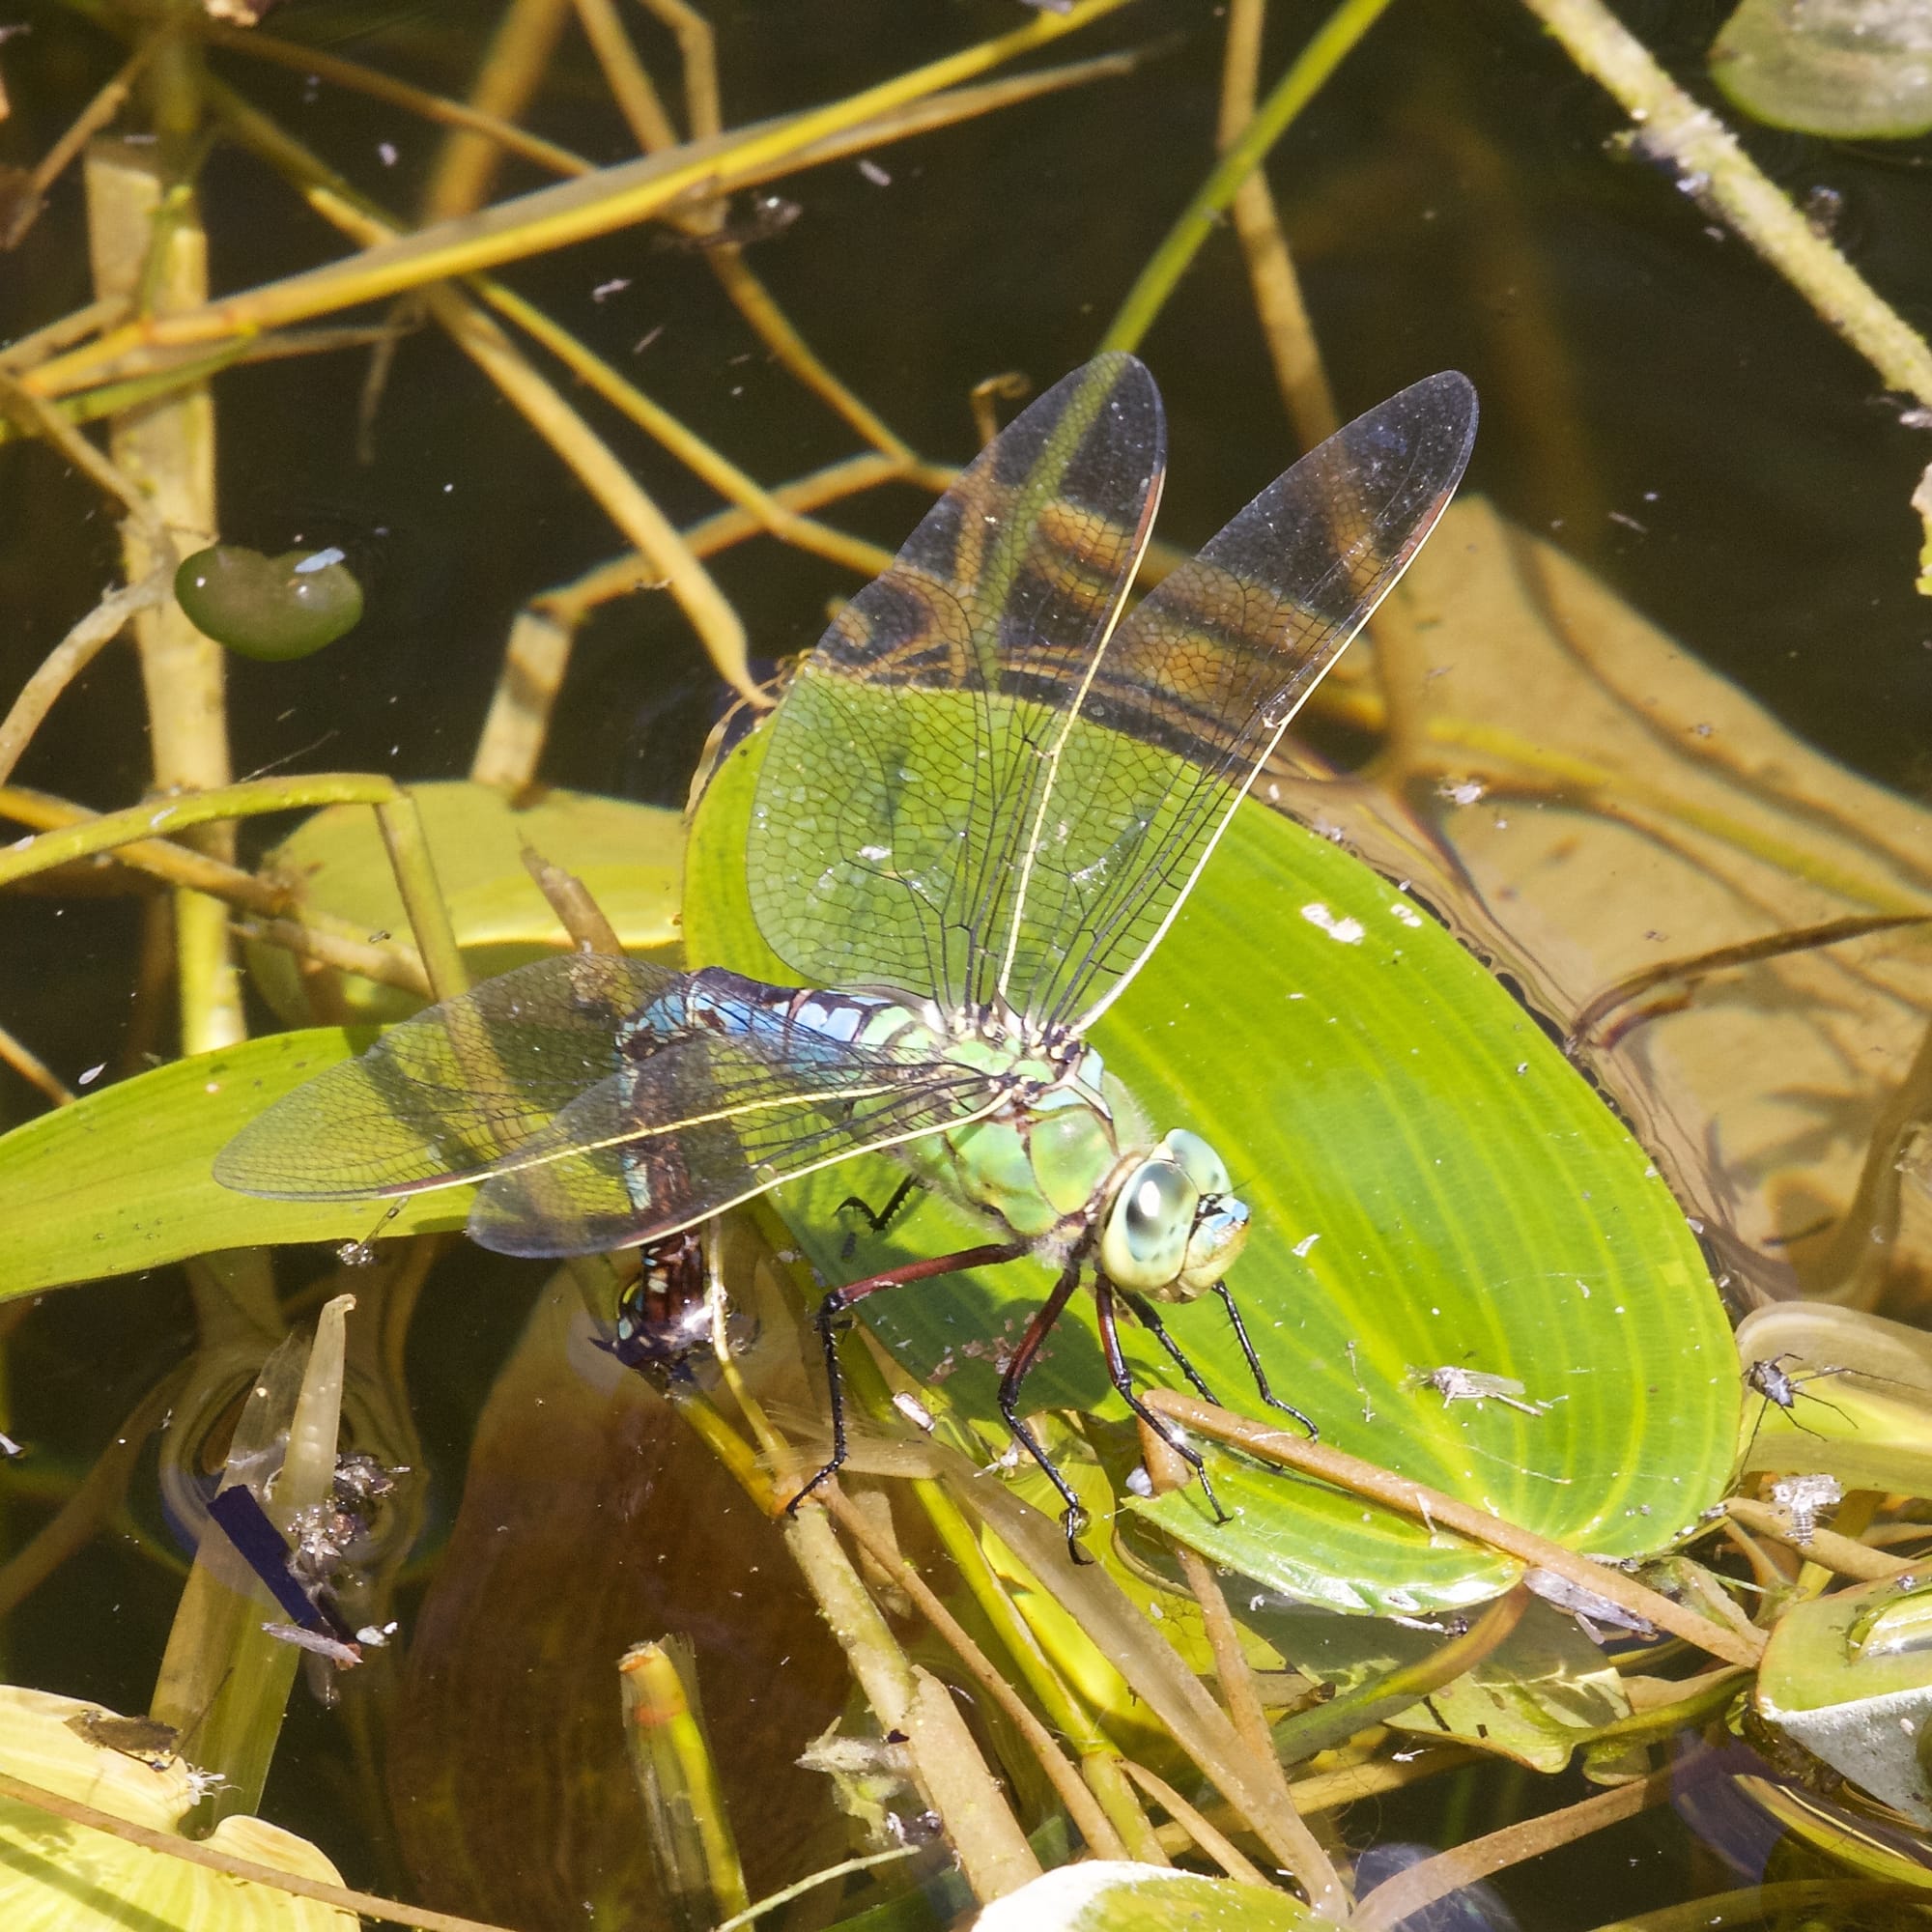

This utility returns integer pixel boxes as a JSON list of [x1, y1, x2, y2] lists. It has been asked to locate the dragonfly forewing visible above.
[[748, 354, 1165, 1014], [1005, 370, 1480, 1034], [463, 1022, 1009, 1257]]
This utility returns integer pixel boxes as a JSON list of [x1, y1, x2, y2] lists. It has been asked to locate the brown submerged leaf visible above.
[[1283, 497, 1932, 1318], [388, 1265, 850, 1932]]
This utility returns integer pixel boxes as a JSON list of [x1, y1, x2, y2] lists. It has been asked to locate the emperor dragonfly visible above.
[[215, 354, 1477, 1544]]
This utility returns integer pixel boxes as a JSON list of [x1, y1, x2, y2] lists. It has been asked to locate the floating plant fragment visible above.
[[1711, 0, 1932, 137], [973, 1861, 1322, 1932], [0, 1685, 354, 1930], [1756, 1570, 1932, 1827], [174, 544, 364, 660], [1735, 1303, 1932, 1491]]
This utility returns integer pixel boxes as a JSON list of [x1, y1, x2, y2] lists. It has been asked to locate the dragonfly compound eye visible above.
[[1160, 1127, 1232, 1200], [1100, 1156, 1199, 1295]]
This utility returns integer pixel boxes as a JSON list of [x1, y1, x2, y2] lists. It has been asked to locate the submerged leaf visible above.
[[1711, 0, 1932, 138], [244, 780, 684, 1025]]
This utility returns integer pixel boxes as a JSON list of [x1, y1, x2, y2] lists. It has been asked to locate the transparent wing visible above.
[[465, 1027, 1005, 1257], [213, 954, 688, 1198], [1002, 371, 1479, 1033], [748, 353, 1165, 1010], [214, 952, 1007, 1260]]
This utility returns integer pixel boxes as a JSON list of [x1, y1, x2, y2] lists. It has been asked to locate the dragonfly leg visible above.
[[1095, 1278, 1227, 1526], [788, 1239, 1027, 1515], [835, 1173, 921, 1260], [996, 1261, 1094, 1560], [1211, 1281, 1318, 1439], [1117, 1290, 1222, 1406]]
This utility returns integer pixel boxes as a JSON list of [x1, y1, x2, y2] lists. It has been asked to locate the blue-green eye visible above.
[[1162, 1128, 1231, 1200], [1099, 1156, 1198, 1294]]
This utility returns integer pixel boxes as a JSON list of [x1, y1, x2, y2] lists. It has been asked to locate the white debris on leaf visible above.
[[1300, 902, 1365, 944]]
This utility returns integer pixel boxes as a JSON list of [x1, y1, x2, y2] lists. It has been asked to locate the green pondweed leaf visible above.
[[1250, 1596, 1631, 1774], [1757, 1569, 1932, 1829], [685, 725, 1738, 1615], [0, 1032, 469, 1299], [973, 1863, 1322, 1932], [1736, 1302, 1932, 1492]]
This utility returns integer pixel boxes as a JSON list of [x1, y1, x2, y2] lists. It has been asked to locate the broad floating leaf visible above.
[[683, 720, 1737, 1615], [1735, 1303, 1932, 1492], [175, 544, 364, 660], [974, 1862, 1321, 1932], [1757, 1570, 1932, 1828]]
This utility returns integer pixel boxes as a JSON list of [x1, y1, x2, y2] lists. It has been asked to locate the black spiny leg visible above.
[[790, 1239, 1026, 1513], [1094, 1277, 1229, 1525], [1119, 1289, 1223, 1406], [1211, 1280, 1318, 1439], [835, 1174, 921, 1260], [995, 1262, 1095, 1561]]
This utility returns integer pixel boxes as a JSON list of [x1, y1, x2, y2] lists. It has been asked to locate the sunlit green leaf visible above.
[[1758, 1570, 1932, 1828], [685, 722, 1737, 1614], [1736, 1303, 1932, 1492], [0, 1032, 469, 1299]]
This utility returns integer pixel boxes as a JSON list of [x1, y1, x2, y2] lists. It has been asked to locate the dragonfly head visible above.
[[1098, 1127, 1249, 1303]]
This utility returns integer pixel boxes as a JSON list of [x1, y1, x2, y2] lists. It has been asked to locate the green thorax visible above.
[[863, 1005, 1131, 1241]]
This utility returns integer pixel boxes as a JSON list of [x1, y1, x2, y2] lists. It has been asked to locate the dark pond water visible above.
[[4, 0, 1932, 1924]]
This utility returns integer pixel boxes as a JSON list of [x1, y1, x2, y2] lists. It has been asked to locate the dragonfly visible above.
[[216, 354, 1478, 1548]]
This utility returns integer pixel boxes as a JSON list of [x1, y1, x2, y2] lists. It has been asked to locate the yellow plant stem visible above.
[[1725, 1496, 1911, 1584], [1216, 0, 1338, 448], [200, 18, 591, 178], [83, 135, 242, 1055], [482, 285, 895, 581], [0, 575, 167, 787], [824, 1484, 1129, 1862], [4, 36, 165, 247], [1350, 1765, 1675, 1932], [1520, 0, 1932, 589], [782, 1503, 1039, 1903], [1521, 0, 1932, 410], [0, 295, 129, 375], [1118, 1758, 1270, 1887], [1101, 0, 1397, 354], [0, 773, 403, 890], [618, 1639, 752, 1922], [1269, 1587, 1532, 1769], [1141, 1421, 1335, 1900], [24, 0, 1135, 394], [202, 79, 759, 704], [0, 1020, 73, 1108]]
